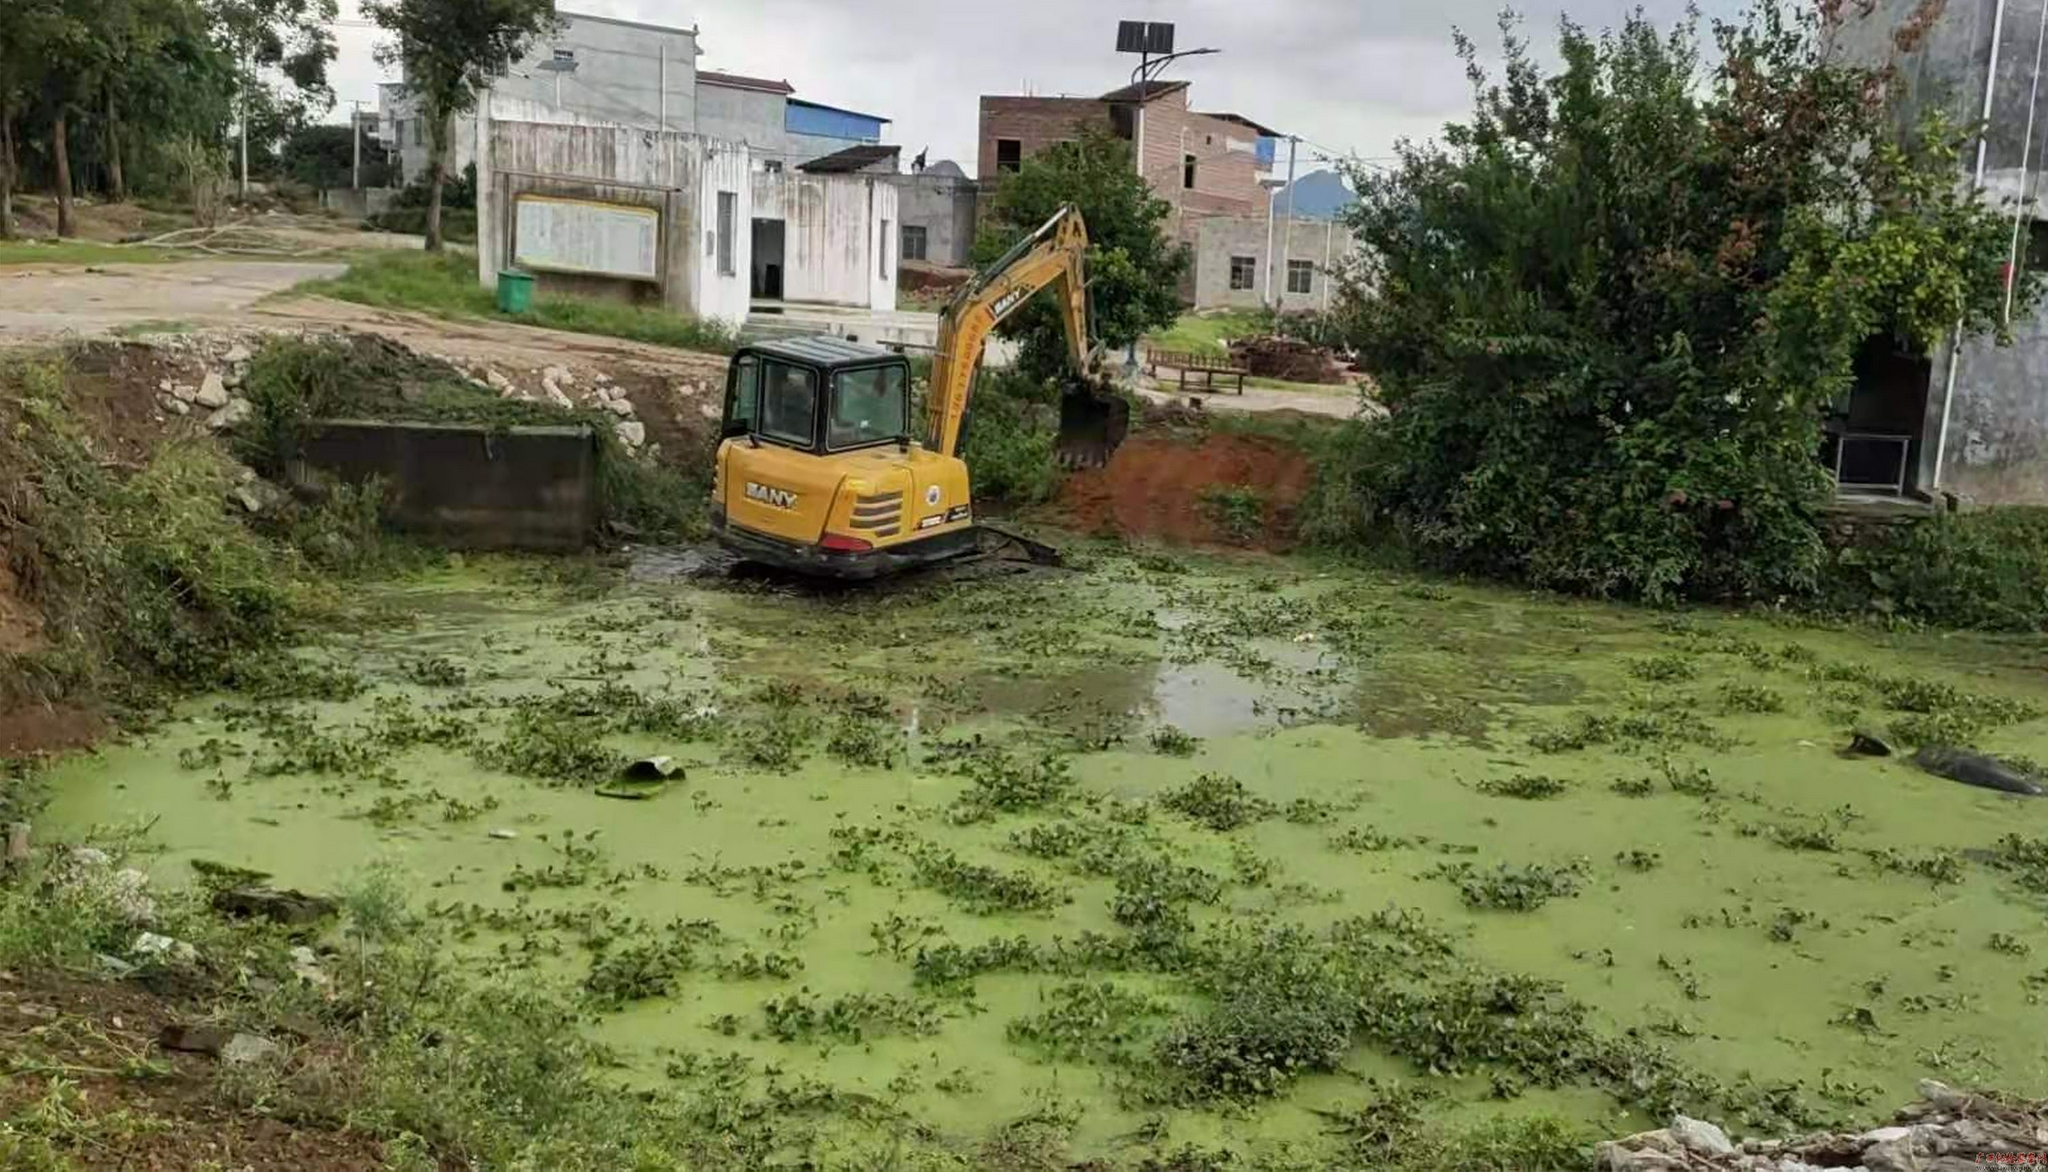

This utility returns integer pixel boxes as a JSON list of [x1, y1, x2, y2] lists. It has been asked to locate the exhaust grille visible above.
[[850, 491, 903, 531]]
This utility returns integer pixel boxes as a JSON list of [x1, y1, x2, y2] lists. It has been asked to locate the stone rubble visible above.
[[1597, 1083, 2048, 1172]]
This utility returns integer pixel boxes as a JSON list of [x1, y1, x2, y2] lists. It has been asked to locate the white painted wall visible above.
[[691, 140, 754, 329], [780, 174, 875, 307], [869, 181, 898, 312]]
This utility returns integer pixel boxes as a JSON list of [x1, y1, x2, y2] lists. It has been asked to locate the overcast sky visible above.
[[329, 0, 1742, 177]]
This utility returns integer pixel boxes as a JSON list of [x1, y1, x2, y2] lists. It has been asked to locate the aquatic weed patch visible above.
[[1475, 773, 1571, 799], [1159, 772, 1277, 831], [1432, 860, 1590, 911]]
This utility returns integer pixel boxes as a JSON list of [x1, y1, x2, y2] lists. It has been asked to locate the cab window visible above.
[[828, 364, 908, 450], [722, 355, 758, 437], [759, 361, 818, 447]]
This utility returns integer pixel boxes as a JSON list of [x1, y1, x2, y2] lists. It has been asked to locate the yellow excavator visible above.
[[708, 204, 1127, 578]]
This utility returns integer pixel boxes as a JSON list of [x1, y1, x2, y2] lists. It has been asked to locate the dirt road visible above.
[[0, 260, 346, 336], [0, 258, 1357, 423]]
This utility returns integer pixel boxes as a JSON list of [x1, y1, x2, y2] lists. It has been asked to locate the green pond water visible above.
[[37, 544, 2048, 1161]]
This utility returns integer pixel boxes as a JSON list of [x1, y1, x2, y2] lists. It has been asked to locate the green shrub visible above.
[[1823, 508, 2048, 631], [1197, 484, 1267, 544], [961, 369, 1064, 504], [1323, 5, 2028, 604]]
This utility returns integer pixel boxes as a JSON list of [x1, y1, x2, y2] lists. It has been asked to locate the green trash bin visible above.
[[495, 269, 535, 314]]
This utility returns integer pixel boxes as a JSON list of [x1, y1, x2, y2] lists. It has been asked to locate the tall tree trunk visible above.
[[424, 113, 445, 252], [53, 109, 74, 238], [104, 87, 124, 202], [0, 105, 14, 240]]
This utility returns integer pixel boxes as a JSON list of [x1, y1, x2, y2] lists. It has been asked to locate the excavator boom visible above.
[[924, 205, 1128, 469]]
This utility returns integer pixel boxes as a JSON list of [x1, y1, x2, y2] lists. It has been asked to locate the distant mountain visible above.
[[1276, 169, 1354, 220]]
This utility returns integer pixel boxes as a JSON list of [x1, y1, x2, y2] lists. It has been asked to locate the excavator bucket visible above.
[[1055, 376, 1130, 470]]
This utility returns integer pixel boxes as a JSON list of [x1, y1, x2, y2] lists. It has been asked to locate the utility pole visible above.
[[1277, 135, 1298, 305], [351, 100, 364, 189], [1321, 219, 1335, 311], [1261, 180, 1277, 307]]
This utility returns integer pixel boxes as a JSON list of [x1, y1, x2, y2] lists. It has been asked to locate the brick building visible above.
[[977, 80, 1279, 232]]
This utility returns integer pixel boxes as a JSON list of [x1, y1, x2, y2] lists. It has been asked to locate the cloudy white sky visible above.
[[328, 0, 1741, 176]]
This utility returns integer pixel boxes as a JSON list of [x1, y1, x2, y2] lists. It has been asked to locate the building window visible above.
[[1287, 259, 1313, 295], [1229, 255, 1256, 291], [716, 191, 736, 276], [902, 224, 927, 262], [879, 219, 891, 279], [763, 160, 783, 174], [411, 119, 423, 147], [996, 139, 1021, 173], [1183, 154, 1196, 189]]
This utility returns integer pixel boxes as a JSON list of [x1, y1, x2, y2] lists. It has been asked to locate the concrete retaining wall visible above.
[[293, 421, 599, 551]]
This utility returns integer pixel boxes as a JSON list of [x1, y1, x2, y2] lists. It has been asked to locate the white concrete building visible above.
[[386, 10, 700, 185]]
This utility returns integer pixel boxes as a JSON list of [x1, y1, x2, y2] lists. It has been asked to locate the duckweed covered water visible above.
[[39, 544, 2048, 1162]]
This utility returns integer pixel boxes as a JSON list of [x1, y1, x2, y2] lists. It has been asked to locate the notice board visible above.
[[512, 195, 660, 282]]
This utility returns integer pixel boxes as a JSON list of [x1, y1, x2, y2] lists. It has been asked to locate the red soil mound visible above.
[[1057, 432, 1314, 550]]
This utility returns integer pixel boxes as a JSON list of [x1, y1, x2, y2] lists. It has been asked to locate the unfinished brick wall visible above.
[[977, 97, 1111, 180], [1130, 91, 1265, 220]]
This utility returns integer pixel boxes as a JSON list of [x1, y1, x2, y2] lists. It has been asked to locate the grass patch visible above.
[[294, 250, 736, 355], [1144, 310, 1266, 356]]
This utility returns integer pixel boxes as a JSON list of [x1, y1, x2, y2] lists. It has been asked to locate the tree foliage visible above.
[[973, 126, 1189, 379], [1333, 1, 2032, 602], [363, 0, 558, 250]]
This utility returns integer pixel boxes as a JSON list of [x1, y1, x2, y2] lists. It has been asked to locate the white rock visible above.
[[222, 343, 252, 364], [158, 378, 174, 393], [206, 398, 253, 431], [605, 397, 634, 417], [171, 382, 199, 403], [485, 368, 512, 392], [288, 945, 329, 986], [131, 931, 197, 963], [70, 847, 110, 867], [615, 421, 646, 448], [1672, 1116, 1735, 1157], [158, 394, 190, 416], [223, 369, 243, 389], [543, 365, 572, 387], [594, 371, 612, 385], [194, 371, 230, 409], [488, 829, 517, 840], [219, 1033, 281, 1065], [1858, 1127, 1913, 1145], [545, 386, 573, 410]]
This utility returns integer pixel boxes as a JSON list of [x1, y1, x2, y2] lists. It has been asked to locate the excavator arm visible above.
[[924, 205, 1127, 468]]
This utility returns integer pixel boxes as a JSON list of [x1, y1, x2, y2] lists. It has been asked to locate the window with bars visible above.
[[1287, 259, 1313, 295], [902, 225, 928, 261], [716, 191, 736, 276]]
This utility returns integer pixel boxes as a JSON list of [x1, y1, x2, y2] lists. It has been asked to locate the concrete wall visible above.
[[776, 172, 892, 307], [696, 83, 787, 157], [477, 117, 747, 326], [886, 173, 978, 267], [1192, 215, 1357, 311], [1843, 0, 2048, 501], [691, 141, 755, 326], [388, 11, 695, 183], [295, 422, 598, 551]]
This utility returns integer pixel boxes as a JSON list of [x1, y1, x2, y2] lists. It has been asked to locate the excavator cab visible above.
[[710, 337, 979, 578]]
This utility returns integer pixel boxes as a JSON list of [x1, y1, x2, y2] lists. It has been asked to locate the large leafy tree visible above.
[[1334, 1, 2030, 602], [208, 0, 339, 193], [363, 0, 558, 251], [973, 126, 1189, 379]]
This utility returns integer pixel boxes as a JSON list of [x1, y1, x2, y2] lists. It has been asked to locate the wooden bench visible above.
[[1145, 349, 1247, 394]]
